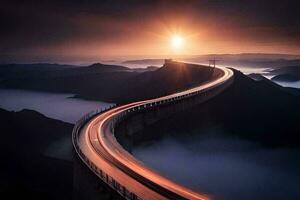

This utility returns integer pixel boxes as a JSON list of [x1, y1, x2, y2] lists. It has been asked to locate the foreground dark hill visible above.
[[129, 69, 300, 148], [0, 61, 217, 103], [0, 108, 73, 199]]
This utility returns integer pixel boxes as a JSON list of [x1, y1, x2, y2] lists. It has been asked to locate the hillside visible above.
[[127, 69, 300, 148], [114, 61, 219, 102], [0, 108, 74, 199], [0, 61, 218, 104]]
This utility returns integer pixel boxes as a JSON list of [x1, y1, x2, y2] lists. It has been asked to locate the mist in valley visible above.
[[132, 129, 300, 200]]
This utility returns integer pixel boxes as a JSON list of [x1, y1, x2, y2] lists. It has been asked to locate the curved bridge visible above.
[[73, 61, 234, 200]]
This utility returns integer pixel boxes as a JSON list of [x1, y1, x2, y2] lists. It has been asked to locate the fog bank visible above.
[[133, 133, 300, 200]]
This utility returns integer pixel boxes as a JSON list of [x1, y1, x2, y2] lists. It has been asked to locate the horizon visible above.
[[2, 52, 300, 65]]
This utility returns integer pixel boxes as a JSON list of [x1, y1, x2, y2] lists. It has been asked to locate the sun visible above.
[[171, 35, 184, 49]]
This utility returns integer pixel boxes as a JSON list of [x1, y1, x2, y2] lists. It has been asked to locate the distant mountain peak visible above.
[[88, 62, 128, 71], [88, 63, 104, 68]]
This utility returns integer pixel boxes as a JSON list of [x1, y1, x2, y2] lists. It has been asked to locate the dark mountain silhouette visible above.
[[87, 62, 128, 71], [113, 61, 219, 103], [0, 62, 138, 102], [0, 61, 217, 104], [248, 73, 300, 97], [0, 62, 130, 78], [0, 108, 73, 200], [127, 69, 300, 148], [248, 73, 266, 81]]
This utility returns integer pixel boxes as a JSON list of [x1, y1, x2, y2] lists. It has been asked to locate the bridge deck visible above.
[[73, 62, 234, 200]]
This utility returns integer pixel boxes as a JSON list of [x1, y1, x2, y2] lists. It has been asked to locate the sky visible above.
[[1, 0, 300, 63]]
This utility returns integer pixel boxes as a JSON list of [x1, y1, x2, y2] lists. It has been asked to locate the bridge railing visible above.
[[72, 105, 142, 200]]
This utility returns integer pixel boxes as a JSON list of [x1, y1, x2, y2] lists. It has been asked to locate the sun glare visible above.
[[171, 35, 184, 49]]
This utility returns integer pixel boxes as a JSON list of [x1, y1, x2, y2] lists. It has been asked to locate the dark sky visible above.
[[1, 0, 300, 63]]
